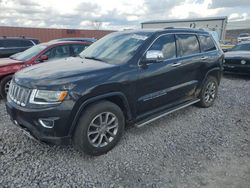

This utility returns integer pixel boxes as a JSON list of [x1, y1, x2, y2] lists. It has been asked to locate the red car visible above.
[[0, 40, 92, 98]]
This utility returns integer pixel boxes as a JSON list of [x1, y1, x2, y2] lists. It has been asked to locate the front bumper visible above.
[[6, 100, 74, 145], [223, 64, 250, 75]]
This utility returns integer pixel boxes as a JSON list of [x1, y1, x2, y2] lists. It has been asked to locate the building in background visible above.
[[141, 17, 250, 44], [0, 26, 114, 42], [141, 17, 228, 41]]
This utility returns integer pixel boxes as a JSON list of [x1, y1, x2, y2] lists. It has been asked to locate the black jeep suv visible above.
[[6, 28, 223, 155]]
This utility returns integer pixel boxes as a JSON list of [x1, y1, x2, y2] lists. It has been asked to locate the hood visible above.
[[15, 57, 119, 89], [0, 58, 23, 67], [225, 51, 250, 59]]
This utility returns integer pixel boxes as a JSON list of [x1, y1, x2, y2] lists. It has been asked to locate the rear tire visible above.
[[0, 75, 13, 99], [73, 100, 125, 156], [196, 76, 218, 108]]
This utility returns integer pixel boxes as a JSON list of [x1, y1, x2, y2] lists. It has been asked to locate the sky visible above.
[[0, 0, 250, 30]]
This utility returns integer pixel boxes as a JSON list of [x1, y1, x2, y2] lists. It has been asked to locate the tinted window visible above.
[[43, 45, 71, 60], [0, 40, 3, 47], [20, 40, 33, 47], [4, 39, 21, 48], [239, 33, 249, 37], [199, 35, 216, 52], [149, 34, 176, 59], [176, 34, 200, 56], [71, 44, 89, 55]]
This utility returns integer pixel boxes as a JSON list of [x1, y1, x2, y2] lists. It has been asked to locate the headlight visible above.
[[29, 89, 68, 105]]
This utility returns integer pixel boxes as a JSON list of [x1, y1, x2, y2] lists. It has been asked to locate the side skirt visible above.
[[135, 99, 200, 128]]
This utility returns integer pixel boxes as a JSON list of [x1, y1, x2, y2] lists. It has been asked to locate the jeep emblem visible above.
[[241, 60, 246, 65]]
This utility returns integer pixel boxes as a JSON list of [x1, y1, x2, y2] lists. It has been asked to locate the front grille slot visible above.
[[225, 59, 250, 66], [8, 82, 31, 107]]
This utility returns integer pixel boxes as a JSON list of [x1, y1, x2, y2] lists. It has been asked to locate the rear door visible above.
[[174, 33, 204, 97], [197, 35, 220, 80]]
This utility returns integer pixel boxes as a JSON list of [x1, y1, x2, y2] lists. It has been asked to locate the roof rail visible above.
[[2, 36, 7, 38], [20, 36, 26, 38]]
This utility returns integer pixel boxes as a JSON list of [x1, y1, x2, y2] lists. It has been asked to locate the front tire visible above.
[[197, 76, 218, 108], [0, 75, 13, 99], [73, 100, 125, 156]]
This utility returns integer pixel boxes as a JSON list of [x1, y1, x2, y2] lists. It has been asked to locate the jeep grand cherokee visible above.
[[6, 28, 224, 155]]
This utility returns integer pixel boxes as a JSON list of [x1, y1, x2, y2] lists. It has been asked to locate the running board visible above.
[[135, 99, 200, 128]]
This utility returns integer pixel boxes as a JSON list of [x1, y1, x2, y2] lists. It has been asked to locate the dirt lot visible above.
[[0, 75, 249, 188]]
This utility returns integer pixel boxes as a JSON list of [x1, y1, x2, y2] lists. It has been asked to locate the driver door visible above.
[[136, 34, 196, 116]]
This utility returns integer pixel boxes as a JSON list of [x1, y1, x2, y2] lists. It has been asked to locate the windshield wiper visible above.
[[84, 56, 106, 62]]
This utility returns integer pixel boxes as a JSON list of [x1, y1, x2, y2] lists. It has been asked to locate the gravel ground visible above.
[[0, 75, 250, 188]]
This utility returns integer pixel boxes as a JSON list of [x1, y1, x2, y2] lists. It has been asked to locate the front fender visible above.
[[68, 92, 132, 136]]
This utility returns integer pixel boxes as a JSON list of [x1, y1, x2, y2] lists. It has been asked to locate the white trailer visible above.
[[141, 17, 228, 42]]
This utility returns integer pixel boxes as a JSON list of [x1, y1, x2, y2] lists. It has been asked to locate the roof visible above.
[[0, 36, 38, 40], [41, 40, 92, 46], [118, 28, 209, 35], [53, 37, 97, 43], [141, 16, 228, 25]]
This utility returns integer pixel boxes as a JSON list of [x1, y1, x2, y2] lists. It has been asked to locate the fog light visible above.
[[38, 119, 54, 129]]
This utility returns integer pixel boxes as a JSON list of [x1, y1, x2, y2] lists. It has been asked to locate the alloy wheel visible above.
[[204, 81, 216, 104], [87, 112, 119, 148]]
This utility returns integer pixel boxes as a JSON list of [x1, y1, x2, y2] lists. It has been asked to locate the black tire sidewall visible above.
[[73, 101, 125, 156], [199, 77, 218, 108], [0, 75, 13, 98]]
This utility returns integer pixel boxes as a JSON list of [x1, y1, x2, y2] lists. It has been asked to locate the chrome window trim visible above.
[[138, 32, 218, 67]]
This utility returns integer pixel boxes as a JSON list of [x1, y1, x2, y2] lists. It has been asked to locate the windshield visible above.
[[230, 44, 250, 51], [80, 32, 152, 64], [13, 44, 47, 61]]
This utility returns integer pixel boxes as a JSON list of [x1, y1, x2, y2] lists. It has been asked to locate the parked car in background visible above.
[[223, 42, 250, 75], [237, 33, 250, 43], [6, 28, 223, 155], [52, 37, 97, 43], [0, 40, 92, 98], [0, 36, 39, 58]]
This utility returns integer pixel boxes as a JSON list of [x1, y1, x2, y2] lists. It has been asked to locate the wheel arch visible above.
[[68, 92, 132, 136], [204, 68, 222, 85]]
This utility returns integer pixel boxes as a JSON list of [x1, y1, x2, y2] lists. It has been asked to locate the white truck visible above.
[[237, 33, 250, 43]]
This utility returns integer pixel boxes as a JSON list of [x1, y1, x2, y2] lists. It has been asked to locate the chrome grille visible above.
[[8, 82, 31, 107]]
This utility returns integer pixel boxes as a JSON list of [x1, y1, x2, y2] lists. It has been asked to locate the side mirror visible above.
[[145, 50, 164, 62], [222, 49, 228, 53], [38, 55, 48, 62]]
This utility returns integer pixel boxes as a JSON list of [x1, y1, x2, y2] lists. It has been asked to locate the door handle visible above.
[[201, 56, 208, 60], [171, 62, 181, 67]]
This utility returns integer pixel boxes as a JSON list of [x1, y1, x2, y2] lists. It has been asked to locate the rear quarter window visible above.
[[199, 35, 216, 52], [176, 34, 200, 57]]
